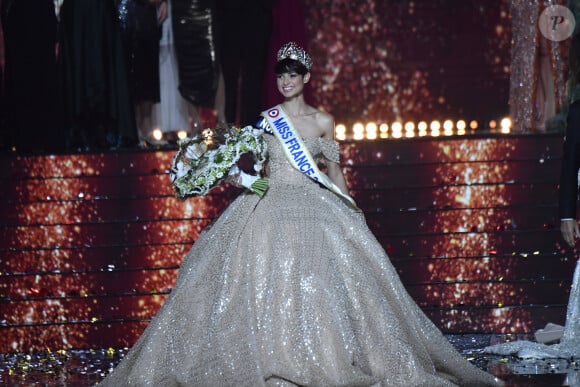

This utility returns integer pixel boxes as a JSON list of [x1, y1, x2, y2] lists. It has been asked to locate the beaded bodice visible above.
[[264, 135, 340, 186]]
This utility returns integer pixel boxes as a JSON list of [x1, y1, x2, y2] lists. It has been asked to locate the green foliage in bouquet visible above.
[[170, 126, 268, 198]]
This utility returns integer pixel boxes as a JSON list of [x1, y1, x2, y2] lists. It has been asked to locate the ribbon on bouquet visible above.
[[257, 104, 357, 208]]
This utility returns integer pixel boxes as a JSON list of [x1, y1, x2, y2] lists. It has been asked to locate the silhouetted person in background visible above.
[[58, 0, 137, 151], [172, 0, 225, 133], [1, 0, 62, 153], [217, 0, 272, 126], [152, 0, 190, 139], [116, 0, 167, 147], [0, 4, 6, 150]]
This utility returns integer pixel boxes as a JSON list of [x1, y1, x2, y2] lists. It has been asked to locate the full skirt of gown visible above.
[[99, 135, 501, 386]]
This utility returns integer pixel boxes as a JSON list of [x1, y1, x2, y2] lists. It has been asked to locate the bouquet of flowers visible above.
[[170, 125, 269, 198]]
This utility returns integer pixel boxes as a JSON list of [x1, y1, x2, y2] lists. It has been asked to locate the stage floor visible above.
[[1, 334, 578, 386]]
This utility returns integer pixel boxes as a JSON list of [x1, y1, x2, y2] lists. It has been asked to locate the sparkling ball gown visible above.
[[99, 133, 501, 386]]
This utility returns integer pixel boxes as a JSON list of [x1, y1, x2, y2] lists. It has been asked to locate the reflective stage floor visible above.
[[1, 335, 578, 386]]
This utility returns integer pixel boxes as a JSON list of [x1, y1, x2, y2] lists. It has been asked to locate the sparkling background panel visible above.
[[304, 0, 511, 124], [0, 134, 574, 352]]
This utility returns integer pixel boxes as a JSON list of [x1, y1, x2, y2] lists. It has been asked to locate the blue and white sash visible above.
[[258, 105, 357, 207]]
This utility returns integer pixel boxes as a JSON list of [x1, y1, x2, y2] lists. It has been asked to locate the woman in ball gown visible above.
[[98, 42, 502, 386]]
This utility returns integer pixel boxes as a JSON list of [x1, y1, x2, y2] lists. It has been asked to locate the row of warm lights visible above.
[[335, 118, 512, 140], [150, 118, 512, 142], [152, 129, 243, 142], [146, 129, 192, 142]]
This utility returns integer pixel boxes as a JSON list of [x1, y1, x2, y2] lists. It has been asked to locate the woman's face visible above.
[[276, 71, 310, 99]]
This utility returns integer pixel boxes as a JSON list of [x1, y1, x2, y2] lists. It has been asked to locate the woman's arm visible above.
[[326, 159, 349, 195], [319, 113, 350, 195]]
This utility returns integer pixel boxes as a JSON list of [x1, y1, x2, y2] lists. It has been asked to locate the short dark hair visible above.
[[275, 58, 309, 76]]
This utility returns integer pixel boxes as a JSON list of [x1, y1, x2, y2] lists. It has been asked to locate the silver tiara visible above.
[[276, 42, 313, 70]]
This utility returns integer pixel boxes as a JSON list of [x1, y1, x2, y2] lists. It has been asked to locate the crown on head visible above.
[[276, 42, 313, 70]]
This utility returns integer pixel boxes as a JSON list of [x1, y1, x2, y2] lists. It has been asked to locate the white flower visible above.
[[185, 143, 206, 160], [171, 160, 189, 182]]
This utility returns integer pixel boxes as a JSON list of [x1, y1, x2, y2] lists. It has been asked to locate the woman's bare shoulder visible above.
[[312, 109, 333, 122], [313, 110, 335, 137]]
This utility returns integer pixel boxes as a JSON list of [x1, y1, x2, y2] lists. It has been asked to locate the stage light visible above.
[[404, 122, 415, 138], [152, 129, 163, 141], [391, 122, 403, 138], [332, 117, 514, 141], [379, 123, 389, 138], [430, 121, 441, 137], [335, 124, 347, 140], [500, 117, 511, 134], [353, 122, 364, 140], [443, 120, 454, 136], [365, 122, 378, 139], [456, 120, 466, 135], [177, 130, 188, 140], [417, 121, 428, 137]]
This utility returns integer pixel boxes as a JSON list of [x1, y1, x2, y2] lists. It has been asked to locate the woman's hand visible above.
[[226, 166, 243, 187], [561, 219, 579, 248], [156, 0, 168, 24]]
